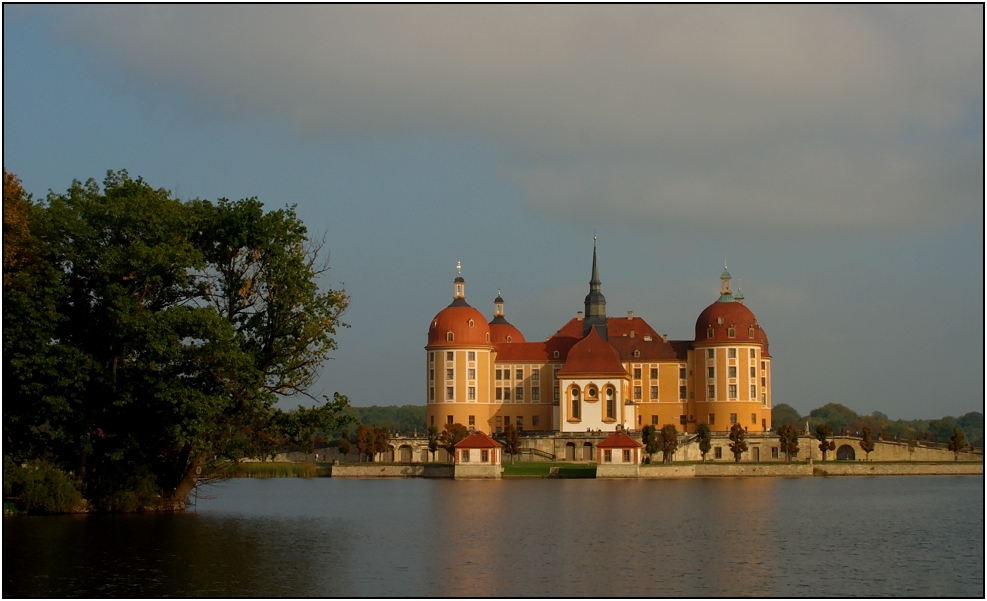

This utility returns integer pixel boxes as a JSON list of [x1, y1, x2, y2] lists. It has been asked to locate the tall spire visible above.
[[583, 238, 608, 339], [451, 262, 469, 306], [718, 264, 734, 302]]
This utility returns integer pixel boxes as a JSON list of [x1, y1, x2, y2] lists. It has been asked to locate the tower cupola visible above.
[[719, 263, 734, 302], [583, 239, 608, 339], [493, 289, 505, 318]]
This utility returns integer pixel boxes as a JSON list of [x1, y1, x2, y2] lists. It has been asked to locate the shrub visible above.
[[4, 457, 86, 514]]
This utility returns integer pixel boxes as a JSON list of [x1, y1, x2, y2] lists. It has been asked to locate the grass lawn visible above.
[[502, 461, 597, 478]]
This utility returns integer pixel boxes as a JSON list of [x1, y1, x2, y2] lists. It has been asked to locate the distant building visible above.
[[425, 245, 772, 434]]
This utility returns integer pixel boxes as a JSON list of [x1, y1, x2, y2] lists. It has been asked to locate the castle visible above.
[[425, 244, 772, 435]]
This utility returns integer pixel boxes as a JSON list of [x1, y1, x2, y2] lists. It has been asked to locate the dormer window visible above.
[[506, 335, 512, 342], [633, 350, 641, 358], [707, 327, 714, 338], [485, 333, 490, 342], [728, 328, 736, 338], [553, 350, 560, 358], [446, 332, 454, 342], [468, 319, 474, 328], [749, 328, 754, 338]]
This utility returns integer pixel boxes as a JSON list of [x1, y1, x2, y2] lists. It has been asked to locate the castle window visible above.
[[553, 368, 560, 380], [750, 367, 756, 377], [634, 386, 642, 400], [651, 368, 658, 379], [761, 393, 767, 405], [749, 328, 755, 339], [633, 350, 640, 358], [468, 319, 474, 328], [588, 387, 597, 398], [496, 369, 502, 380], [751, 385, 757, 398], [679, 386, 687, 399], [486, 333, 490, 342], [515, 387, 523, 400], [714, 447, 722, 459], [761, 361, 766, 370], [531, 387, 540, 400], [750, 348, 756, 358], [461, 450, 469, 463], [496, 387, 503, 400], [572, 398, 580, 419], [708, 385, 715, 399], [430, 369, 434, 381], [607, 387, 614, 398], [429, 352, 434, 362], [761, 377, 766, 386], [708, 349, 715, 359], [481, 450, 489, 462], [447, 332, 454, 341], [730, 413, 737, 424], [708, 367, 714, 379], [504, 388, 511, 401], [429, 387, 435, 401], [447, 415, 454, 424], [468, 415, 475, 426], [468, 368, 475, 380], [652, 415, 658, 425], [517, 416, 523, 427], [622, 450, 631, 462], [468, 387, 476, 400], [604, 450, 612, 463], [446, 387, 454, 400], [771, 447, 779, 458], [572, 387, 580, 399], [729, 367, 737, 378], [651, 386, 658, 400], [709, 413, 715, 425], [531, 369, 539, 381], [680, 415, 687, 425], [728, 328, 735, 338], [554, 387, 560, 401], [447, 369, 454, 380], [633, 368, 642, 379], [707, 327, 714, 338], [506, 336, 512, 342], [516, 369, 523, 380], [679, 367, 686, 379], [728, 348, 737, 359], [606, 398, 615, 419], [553, 350, 560, 358], [729, 385, 737, 398], [447, 352, 453, 361], [751, 413, 757, 425], [468, 351, 475, 361], [532, 415, 540, 426]]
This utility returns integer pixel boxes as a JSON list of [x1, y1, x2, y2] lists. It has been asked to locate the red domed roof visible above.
[[557, 327, 627, 377], [694, 300, 769, 355], [428, 303, 492, 347], [489, 321, 526, 344]]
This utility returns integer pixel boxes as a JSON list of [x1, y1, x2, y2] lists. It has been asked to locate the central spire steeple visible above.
[[583, 238, 608, 339]]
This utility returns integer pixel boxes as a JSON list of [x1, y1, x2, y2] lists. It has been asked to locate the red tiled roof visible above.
[[455, 430, 502, 449], [694, 300, 770, 357], [493, 337, 579, 362], [597, 430, 643, 449], [489, 321, 526, 344], [427, 304, 492, 347], [556, 327, 626, 377], [608, 336, 689, 362]]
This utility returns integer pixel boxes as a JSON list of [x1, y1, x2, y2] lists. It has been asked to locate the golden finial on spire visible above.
[[456, 261, 461, 275]]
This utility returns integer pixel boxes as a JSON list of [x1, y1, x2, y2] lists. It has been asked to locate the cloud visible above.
[[44, 5, 984, 232]]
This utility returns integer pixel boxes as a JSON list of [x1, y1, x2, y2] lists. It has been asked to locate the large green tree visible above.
[[3, 171, 351, 511], [657, 424, 678, 464], [777, 424, 799, 462], [728, 423, 748, 462], [695, 423, 712, 462]]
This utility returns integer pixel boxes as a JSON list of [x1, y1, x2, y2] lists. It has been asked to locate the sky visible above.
[[3, 5, 983, 419]]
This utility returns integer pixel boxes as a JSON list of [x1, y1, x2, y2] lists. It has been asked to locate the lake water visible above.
[[4, 476, 983, 597]]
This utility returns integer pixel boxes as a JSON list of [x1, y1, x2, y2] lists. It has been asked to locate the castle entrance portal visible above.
[[565, 442, 576, 461], [836, 445, 855, 461]]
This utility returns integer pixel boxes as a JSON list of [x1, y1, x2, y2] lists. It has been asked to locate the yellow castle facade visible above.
[[425, 246, 772, 434]]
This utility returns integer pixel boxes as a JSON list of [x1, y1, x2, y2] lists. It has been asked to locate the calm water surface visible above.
[[4, 476, 983, 597]]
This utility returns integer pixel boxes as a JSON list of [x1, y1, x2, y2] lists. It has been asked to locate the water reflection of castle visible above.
[[425, 244, 773, 436]]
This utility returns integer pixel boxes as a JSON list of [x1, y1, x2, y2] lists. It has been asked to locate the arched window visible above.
[[506, 335, 512, 342], [468, 319, 474, 328], [446, 332, 454, 342], [553, 350, 560, 358], [728, 328, 736, 338], [606, 398, 615, 419], [571, 397, 580, 419], [749, 328, 755, 339], [485, 332, 490, 342], [707, 327, 714, 338], [633, 350, 640, 357]]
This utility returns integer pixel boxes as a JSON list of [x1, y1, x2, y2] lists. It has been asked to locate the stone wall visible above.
[[330, 464, 454, 478], [812, 462, 983, 476], [596, 464, 640, 478], [454, 464, 501, 479]]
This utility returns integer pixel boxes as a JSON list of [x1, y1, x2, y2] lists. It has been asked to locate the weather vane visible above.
[[456, 261, 461, 276]]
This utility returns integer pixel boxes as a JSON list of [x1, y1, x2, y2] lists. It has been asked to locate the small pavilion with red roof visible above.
[[453, 430, 503, 479]]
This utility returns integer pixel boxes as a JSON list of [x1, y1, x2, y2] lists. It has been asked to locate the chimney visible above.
[[627, 311, 634, 319], [576, 311, 583, 321], [662, 334, 669, 342]]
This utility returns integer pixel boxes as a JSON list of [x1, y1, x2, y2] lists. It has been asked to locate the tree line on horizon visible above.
[[771, 403, 983, 448]]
